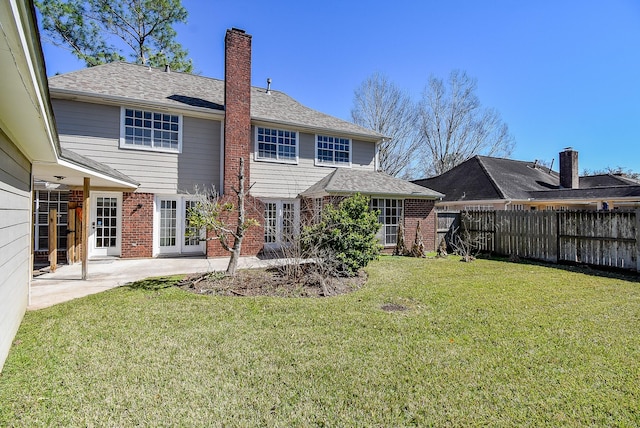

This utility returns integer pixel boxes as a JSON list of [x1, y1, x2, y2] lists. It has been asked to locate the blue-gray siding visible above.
[[250, 130, 376, 198], [52, 99, 222, 194], [0, 129, 31, 369]]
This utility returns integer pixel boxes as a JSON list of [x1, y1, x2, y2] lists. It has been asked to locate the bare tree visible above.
[[582, 166, 640, 181], [418, 70, 515, 176], [187, 158, 258, 276], [351, 73, 420, 178]]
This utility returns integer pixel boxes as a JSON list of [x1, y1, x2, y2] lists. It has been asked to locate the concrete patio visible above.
[[29, 256, 278, 310]]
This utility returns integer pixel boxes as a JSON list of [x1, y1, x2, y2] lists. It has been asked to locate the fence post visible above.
[[556, 211, 560, 265], [636, 209, 640, 273]]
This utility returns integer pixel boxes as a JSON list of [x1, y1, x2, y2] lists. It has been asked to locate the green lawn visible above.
[[1, 257, 639, 426]]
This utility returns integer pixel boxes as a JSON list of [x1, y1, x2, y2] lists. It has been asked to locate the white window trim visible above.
[[254, 126, 299, 164], [262, 199, 300, 249], [314, 134, 352, 168], [119, 107, 183, 154], [371, 198, 404, 247], [153, 195, 205, 256]]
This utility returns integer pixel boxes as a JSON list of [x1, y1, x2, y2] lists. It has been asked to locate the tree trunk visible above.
[[226, 157, 246, 276]]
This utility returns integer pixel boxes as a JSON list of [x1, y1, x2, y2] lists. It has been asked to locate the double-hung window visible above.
[[316, 135, 351, 166], [371, 198, 403, 246], [120, 107, 182, 152], [255, 127, 298, 163]]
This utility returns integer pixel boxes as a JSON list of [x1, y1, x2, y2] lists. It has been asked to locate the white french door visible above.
[[90, 192, 122, 257], [155, 196, 205, 255], [263, 199, 300, 250]]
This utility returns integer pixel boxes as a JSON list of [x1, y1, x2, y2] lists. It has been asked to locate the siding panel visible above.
[[0, 131, 31, 370], [250, 130, 377, 198], [52, 99, 221, 194]]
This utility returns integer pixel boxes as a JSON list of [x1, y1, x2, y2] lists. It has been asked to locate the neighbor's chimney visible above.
[[559, 147, 579, 189], [223, 28, 252, 195]]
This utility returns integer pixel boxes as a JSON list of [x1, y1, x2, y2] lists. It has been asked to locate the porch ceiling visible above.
[[33, 152, 138, 189]]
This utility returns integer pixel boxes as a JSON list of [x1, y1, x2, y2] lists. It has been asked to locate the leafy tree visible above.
[[418, 70, 515, 176], [36, 0, 193, 72], [351, 73, 420, 178], [302, 194, 382, 276]]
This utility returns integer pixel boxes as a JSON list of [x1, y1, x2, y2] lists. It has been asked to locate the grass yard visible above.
[[1, 256, 639, 426]]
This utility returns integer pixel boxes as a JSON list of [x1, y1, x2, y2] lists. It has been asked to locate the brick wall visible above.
[[69, 190, 84, 205], [404, 198, 437, 252], [206, 195, 264, 257], [121, 192, 154, 258], [223, 28, 252, 196]]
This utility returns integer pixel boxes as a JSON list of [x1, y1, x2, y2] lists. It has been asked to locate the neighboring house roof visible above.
[[48, 62, 384, 141], [413, 156, 559, 202], [580, 174, 640, 187], [413, 155, 640, 204], [301, 168, 444, 199], [529, 185, 640, 200]]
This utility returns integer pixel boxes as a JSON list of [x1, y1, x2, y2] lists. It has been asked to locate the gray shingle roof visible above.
[[301, 168, 443, 199], [413, 155, 640, 203], [529, 185, 640, 200], [413, 156, 559, 201], [48, 62, 383, 140], [580, 174, 640, 187]]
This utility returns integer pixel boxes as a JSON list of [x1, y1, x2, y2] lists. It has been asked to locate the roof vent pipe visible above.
[[164, 64, 170, 73], [266, 77, 272, 94]]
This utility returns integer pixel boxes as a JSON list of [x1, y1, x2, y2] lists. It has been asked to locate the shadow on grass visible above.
[[125, 275, 184, 291], [480, 253, 640, 283]]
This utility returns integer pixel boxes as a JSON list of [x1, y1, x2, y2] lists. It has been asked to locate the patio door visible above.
[[90, 193, 122, 257], [155, 196, 205, 255]]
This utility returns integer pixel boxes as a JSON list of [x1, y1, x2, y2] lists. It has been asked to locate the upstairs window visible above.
[[120, 107, 182, 152], [316, 135, 351, 166], [255, 127, 297, 163]]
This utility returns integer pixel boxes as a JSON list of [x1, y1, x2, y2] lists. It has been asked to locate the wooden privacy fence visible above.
[[439, 209, 640, 272]]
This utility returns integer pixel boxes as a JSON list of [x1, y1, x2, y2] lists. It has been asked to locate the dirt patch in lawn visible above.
[[177, 265, 366, 298]]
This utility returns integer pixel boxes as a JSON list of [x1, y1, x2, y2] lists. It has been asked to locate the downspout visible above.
[[504, 200, 512, 211]]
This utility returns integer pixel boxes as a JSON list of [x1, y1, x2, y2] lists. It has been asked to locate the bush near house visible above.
[[302, 193, 382, 276]]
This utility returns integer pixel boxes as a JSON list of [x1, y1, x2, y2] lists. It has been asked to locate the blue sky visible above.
[[39, 0, 640, 175]]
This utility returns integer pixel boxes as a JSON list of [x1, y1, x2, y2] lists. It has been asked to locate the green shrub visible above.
[[302, 194, 382, 276]]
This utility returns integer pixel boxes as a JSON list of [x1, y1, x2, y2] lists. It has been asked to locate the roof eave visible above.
[[49, 87, 226, 119], [251, 117, 384, 142]]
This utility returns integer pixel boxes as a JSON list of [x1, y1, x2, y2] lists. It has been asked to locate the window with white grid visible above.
[[33, 190, 68, 251], [121, 107, 182, 152], [316, 135, 351, 166], [255, 127, 297, 163], [371, 198, 403, 246], [263, 200, 299, 247]]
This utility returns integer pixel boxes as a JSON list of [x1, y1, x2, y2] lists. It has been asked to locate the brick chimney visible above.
[[223, 28, 252, 195], [559, 147, 579, 189]]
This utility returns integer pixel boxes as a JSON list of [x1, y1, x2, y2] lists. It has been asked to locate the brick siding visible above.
[[121, 192, 154, 258], [404, 198, 437, 252], [206, 195, 264, 257], [223, 28, 252, 196]]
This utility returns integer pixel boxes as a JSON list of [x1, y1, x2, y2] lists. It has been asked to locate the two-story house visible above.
[[41, 28, 442, 262]]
